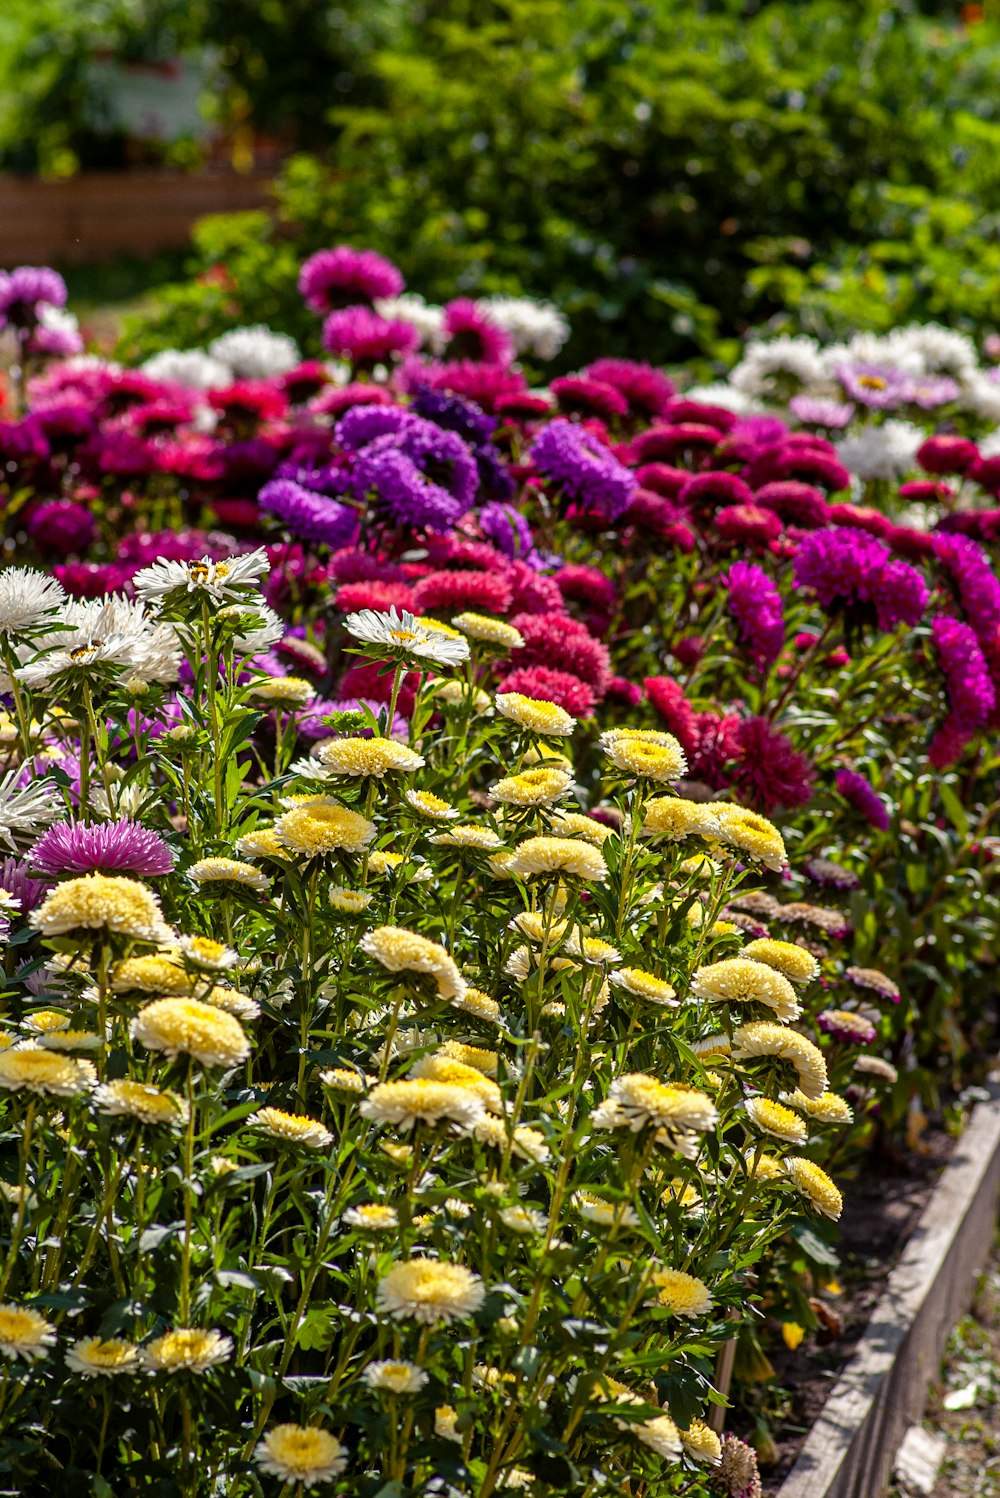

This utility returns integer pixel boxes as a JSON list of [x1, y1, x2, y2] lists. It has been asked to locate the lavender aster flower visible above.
[[933, 533, 1000, 643], [334, 405, 413, 451], [726, 561, 785, 672], [794, 527, 927, 633], [29, 820, 175, 878], [259, 478, 359, 548], [411, 386, 513, 499], [834, 768, 890, 831], [0, 857, 47, 914], [789, 395, 855, 428], [929, 616, 996, 767], [479, 502, 536, 560], [530, 418, 636, 521], [0, 267, 67, 331], [836, 362, 909, 410], [904, 375, 961, 409], [353, 416, 479, 531]]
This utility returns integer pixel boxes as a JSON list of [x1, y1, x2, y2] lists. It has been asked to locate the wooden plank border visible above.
[[774, 1085, 1000, 1498]]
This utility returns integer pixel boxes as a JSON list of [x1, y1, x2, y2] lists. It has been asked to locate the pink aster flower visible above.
[[550, 376, 629, 421], [298, 246, 404, 313], [322, 308, 420, 366], [726, 561, 785, 673], [441, 300, 514, 366], [29, 820, 175, 877], [928, 616, 996, 767], [916, 435, 979, 476], [582, 359, 675, 420], [499, 666, 596, 716]]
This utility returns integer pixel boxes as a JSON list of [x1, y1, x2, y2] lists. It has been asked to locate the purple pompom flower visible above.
[[530, 418, 636, 521], [928, 616, 996, 767], [726, 561, 785, 672], [334, 405, 413, 451], [0, 857, 47, 914], [834, 768, 890, 831], [479, 501, 536, 560], [29, 820, 175, 878], [26, 500, 97, 557], [933, 533, 1000, 643], [352, 416, 478, 532], [298, 246, 404, 313], [258, 478, 359, 548], [0, 266, 67, 331], [794, 527, 928, 633]]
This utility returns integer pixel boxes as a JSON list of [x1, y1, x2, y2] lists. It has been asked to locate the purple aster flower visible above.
[[726, 561, 785, 672], [322, 307, 419, 366], [352, 416, 478, 532], [794, 527, 928, 633], [259, 478, 359, 548], [334, 404, 413, 451], [903, 375, 961, 409], [836, 362, 909, 409], [530, 418, 636, 521], [299, 697, 407, 741], [29, 820, 175, 877], [789, 395, 856, 428], [928, 616, 996, 767], [298, 246, 404, 313], [835, 767, 891, 831], [933, 533, 1000, 643], [479, 501, 536, 560], [803, 856, 861, 891], [26, 500, 97, 557], [410, 385, 513, 499], [0, 857, 47, 914], [0, 266, 67, 331]]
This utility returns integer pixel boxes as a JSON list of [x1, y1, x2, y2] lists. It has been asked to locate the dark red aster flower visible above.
[[603, 675, 644, 707], [899, 480, 954, 504], [672, 636, 705, 667], [555, 565, 619, 615], [917, 434, 979, 476], [504, 561, 564, 616], [623, 491, 696, 549], [679, 471, 754, 511], [335, 580, 419, 614], [628, 423, 723, 465], [968, 456, 1000, 497], [883, 524, 936, 562], [728, 716, 816, 812], [328, 549, 410, 585], [413, 569, 514, 615], [494, 392, 555, 420], [634, 463, 689, 498], [583, 359, 675, 420], [550, 376, 629, 421], [753, 480, 829, 528], [662, 399, 738, 433], [209, 380, 288, 425], [826, 503, 894, 539], [713, 505, 783, 546], [745, 446, 850, 492], [500, 666, 596, 716], [643, 677, 700, 756], [510, 613, 611, 692]]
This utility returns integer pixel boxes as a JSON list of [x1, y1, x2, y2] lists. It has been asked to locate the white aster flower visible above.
[[835, 420, 923, 481], [479, 295, 570, 360], [133, 550, 270, 607], [141, 348, 232, 389], [344, 607, 470, 667], [0, 769, 60, 850], [0, 569, 67, 638], [208, 325, 300, 379], [374, 294, 446, 350], [362, 1359, 429, 1394]]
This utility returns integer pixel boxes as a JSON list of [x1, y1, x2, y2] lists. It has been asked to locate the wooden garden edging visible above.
[[774, 1083, 1000, 1498]]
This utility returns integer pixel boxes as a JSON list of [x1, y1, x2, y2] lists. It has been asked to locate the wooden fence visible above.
[[0, 169, 275, 265]]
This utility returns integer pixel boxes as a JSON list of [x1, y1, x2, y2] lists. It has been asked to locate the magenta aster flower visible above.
[[298, 246, 404, 313], [0, 266, 67, 330], [835, 768, 890, 831], [582, 359, 675, 419], [794, 527, 928, 633], [917, 435, 978, 476], [322, 307, 420, 366], [728, 716, 815, 812], [29, 820, 175, 878], [550, 376, 629, 421], [726, 561, 785, 673], [929, 615, 996, 767], [753, 480, 829, 528], [933, 533, 1000, 642], [441, 300, 513, 366], [0, 857, 47, 914]]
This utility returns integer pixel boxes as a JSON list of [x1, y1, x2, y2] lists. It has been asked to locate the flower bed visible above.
[[0, 252, 998, 1494]]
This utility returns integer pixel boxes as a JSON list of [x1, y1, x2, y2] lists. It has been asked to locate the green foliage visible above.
[[118, 0, 1000, 366]]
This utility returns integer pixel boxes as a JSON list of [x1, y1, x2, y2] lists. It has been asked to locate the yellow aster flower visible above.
[[0, 1047, 95, 1098], [30, 874, 169, 942], [452, 986, 503, 1023], [507, 835, 607, 882], [376, 1259, 485, 1324], [548, 809, 612, 845], [603, 733, 687, 782], [680, 1420, 722, 1464], [255, 1425, 348, 1485], [329, 886, 373, 914], [0, 1304, 57, 1361], [38, 1028, 102, 1051], [691, 958, 801, 1022], [316, 737, 425, 777], [641, 796, 723, 841], [360, 926, 464, 1001], [176, 935, 238, 972], [435, 680, 491, 710], [143, 1327, 233, 1374], [189, 858, 270, 893], [452, 613, 525, 650], [435, 1406, 462, 1443], [785, 1157, 843, 1219], [437, 1040, 499, 1076], [572, 1191, 640, 1229], [202, 984, 260, 1022], [93, 1079, 187, 1126], [408, 1055, 502, 1111], [363, 1359, 428, 1393], [745, 1150, 784, 1181], [342, 1203, 399, 1232], [404, 789, 458, 820], [609, 967, 678, 1006], [320, 1067, 368, 1094], [649, 1268, 713, 1316], [249, 1108, 333, 1149], [472, 1114, 551, 1162], [22, 1009, 70, 1034], [591, 1074, 719, 1134], [131, 997, 251, 1068], [742, 938, 820, 984], [491, 767, 573, 806], [234, 829, 289, 861], [65, 1337, 142, 1378], [275, 802, 377, 857], [744, 1096, 808, 1145], [731, 1021, 828, 1099], [251, 676, 316, 708], [781, 1089, 854, 1125], [360, 1079, 484, 1131], [430, 824, 504, 850], [708, 804, 787, 872], [509, 912, 567, 943], [495, 693, 575, 737]]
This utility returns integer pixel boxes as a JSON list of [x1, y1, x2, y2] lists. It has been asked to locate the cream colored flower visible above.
[[316, 737, 425, 777], [275, 801, 377, 856], [363, 1360, 428, 1394], [320, 1066, 368, 1094], [609, 968, 677, 1006], [143, 1327, 232, 1374], [249, 1108, 333, 1149], [744, 1096, 808, 1145], [93, 1079, 186, 1126], [690, 958, 801, 1022], [781, 1090, 854, 1125], [342, 1204, 399, 1232], [360, 1079, 484, 1131], [495, 693, 575, 737], [30, 874, 169, 942], [649, 1268, 713, 1316], [742, 938, 820, 984], [177, 935, 238, 972], [131, 997, 251, 1068], [435, 1405, 462, 1443], [329, 886, 373, 913], [642, 797, 723, 841], [548, 810, 612, 845], [854, 1055, 898, 1083], [360, 926, 465, 1001], [491, 767, 572, 806], [572, 1192, 640, 1229], [429, 824, 504, 851], [731, 1021, 828, 1100], [376, 1259, 485, 1324], [507, 836, 607, 882], [708, 803, 787, 871], [251, 676, 316, 708], [404, 789, 458, 820], [38, 1028, 102, 1052], [436, 1040, 498, 1076], [453, 986, 504, 1023], [255, 1424, 348, 1485], [112, 955, 193, 994], [499, 1205, 547, 1235], [0, 1304, 56, 1361], [603, 733, 687, 782], [0, 1047, 95, 1098], [65, 1337, 142, 1378], [408, 1055, 502, 1111], [785, 1157, 843, 1219], [189, 858, 270, 893], [590, 1075, 718, 1134], [234, 828, 289, 861], [679, 1420, 722, 1465], [453, 613, 524, 650], [472, 1115, 551, 1163]]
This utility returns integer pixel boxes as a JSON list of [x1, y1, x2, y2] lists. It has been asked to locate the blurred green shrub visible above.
[[115, 0, 1000, 365]]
